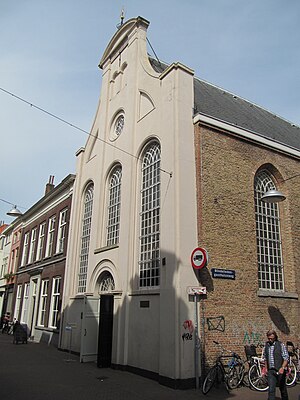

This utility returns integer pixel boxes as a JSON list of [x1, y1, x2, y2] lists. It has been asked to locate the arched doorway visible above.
[[97, 272, 115, 368]]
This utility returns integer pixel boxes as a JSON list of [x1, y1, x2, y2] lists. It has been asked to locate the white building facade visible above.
[[61, 17, 199, 387]]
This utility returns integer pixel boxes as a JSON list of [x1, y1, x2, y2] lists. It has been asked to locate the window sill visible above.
[[94, 244, 119, 254], [130, 289, 160, 296], [257, 289, 298, 299], [35, 326, 59, 333]]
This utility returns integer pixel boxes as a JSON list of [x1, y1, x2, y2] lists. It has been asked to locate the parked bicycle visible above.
[[202, 341, 243, 394], [247, 343, 297, 391], [247, 345, 268, 391], [286, 341, 299, 385]]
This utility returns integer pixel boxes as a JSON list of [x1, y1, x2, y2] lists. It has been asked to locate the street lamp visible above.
[[6, 205, 23, 217], [261, 189, 286, 203], [0, 198, 23, 218]]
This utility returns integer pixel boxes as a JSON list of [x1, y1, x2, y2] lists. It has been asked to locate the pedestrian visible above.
[[263, 329, 289, 400], [1, 312, 10, 334]]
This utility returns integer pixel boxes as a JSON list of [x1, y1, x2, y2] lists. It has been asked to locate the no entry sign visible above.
[[191, 247, 207, 270]]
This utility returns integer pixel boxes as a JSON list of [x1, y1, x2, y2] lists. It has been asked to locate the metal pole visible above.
[[194, 294, 199, 389], [69, 327, 72, 357]]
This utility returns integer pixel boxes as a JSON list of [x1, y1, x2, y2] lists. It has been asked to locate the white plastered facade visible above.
[[61, 17, 199, 383]]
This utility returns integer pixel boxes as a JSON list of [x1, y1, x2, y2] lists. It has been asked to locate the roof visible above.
[[149, 57, 300, 151], [0, 224, 8, 235]]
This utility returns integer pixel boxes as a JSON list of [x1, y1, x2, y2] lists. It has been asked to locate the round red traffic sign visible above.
[[191, 247, 207, 270]]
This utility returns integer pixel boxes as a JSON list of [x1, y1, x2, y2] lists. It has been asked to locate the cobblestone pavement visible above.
[[0, 333, 299, 400]]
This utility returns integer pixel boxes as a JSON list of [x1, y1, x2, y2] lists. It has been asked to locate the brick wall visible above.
[[194, 123, 300, 364]]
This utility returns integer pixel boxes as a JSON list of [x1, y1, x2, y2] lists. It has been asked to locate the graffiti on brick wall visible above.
[[182, 319, 194, 341], [231, 321, 268, 345], [207, 316, 225, 332], [243, 330, 263, 344]]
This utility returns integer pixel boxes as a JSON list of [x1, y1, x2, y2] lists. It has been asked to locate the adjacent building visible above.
[[0, 222, 9, 316], [13, 175, 75, 346], [0, 221, 23, 320]]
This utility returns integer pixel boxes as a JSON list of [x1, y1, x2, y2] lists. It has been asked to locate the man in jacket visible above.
[[263, 329, 289, 400]]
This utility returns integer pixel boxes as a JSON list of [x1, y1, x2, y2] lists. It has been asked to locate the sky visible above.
[[0, 0, 299, 224]]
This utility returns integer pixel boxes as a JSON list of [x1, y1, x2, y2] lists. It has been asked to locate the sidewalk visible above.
[[0, 333, 299, 400]]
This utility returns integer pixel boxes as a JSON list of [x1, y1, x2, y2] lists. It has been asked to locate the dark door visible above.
[[97, 295, 114, 368]]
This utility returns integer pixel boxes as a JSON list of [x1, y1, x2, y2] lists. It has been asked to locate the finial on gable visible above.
[[117, 7, 125, 29]]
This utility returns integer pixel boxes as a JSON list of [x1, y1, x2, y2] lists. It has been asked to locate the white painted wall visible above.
[[62, 17, 199, 382]]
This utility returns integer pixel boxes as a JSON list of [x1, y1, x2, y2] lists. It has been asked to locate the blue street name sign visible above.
[[211, 268, 236, 280]]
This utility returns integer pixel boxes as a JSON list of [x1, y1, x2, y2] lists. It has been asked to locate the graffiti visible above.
[[182, 333, 193, 341], [182, 319, 194, 342], [183, 320, 194, 333], [207, 316, 225, 332], [243, 330, 263, 345]]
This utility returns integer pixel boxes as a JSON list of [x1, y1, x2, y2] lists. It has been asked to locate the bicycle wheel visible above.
[[241, 361, 250, 387], [248, 364, 269, 391], [226, 365, 240, 389], [234, 358, 247, 388], [202, 365, 217, 395], [286, 360, 297, 386]]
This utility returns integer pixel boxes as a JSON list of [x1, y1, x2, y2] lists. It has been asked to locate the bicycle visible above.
[[248, 343, 297, 391], [286, 341, 299, 385], [248, 352, 269, 391], [202, 341, 243, 394]]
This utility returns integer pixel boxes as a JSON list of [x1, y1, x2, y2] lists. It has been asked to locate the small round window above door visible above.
[[98, 272, 115, 293]]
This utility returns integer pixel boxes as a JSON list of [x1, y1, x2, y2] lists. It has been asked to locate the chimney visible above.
[[45, 175, 55, 195]]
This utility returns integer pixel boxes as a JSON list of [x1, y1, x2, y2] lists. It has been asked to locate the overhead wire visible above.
[[0, 198, 26, 210], [0, 87, 173, 177]]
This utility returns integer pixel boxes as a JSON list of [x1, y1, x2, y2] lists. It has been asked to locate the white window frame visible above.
[[21, 232, 30, 266], [38, 280, 49, 326], [2, 256, 8, 278], [21, 283, 30, 323], [56, 209, 67, 254], [106, 166, 122, 246], [78, 184, 94, 293], [14, 284, 23, 321], [45, 216, 56, 258], [28, 228, 37, 264], [48, 277, 61, 328], [139, 142, 161, 288], [36, 223, 46, 261], [254, 170, 284, 291]]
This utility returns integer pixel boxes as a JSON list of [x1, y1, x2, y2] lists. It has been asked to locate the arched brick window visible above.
[[254, 170, 284, 290]]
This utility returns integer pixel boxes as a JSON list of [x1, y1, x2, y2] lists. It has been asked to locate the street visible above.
[[0, 333, 299, 400]]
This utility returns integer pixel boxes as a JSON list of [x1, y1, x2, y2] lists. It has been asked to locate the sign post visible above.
[[190, 247, 208, 390], [65, 324, 75, 362]]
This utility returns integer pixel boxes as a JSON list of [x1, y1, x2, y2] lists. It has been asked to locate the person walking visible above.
[[263, 329, 289, 400], [1, 312, 10, 334]]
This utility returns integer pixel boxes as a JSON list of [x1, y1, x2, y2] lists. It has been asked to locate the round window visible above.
[[110, 114, 124, 141]]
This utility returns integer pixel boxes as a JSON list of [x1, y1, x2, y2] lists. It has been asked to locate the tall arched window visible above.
[[139, 142, 161, 288], [106, 166, 122, 246], [78, 183, 94, 293], [254, 170, 284, 291]]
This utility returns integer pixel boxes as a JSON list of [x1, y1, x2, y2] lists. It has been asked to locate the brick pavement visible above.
[[0, 333, 299, 400]]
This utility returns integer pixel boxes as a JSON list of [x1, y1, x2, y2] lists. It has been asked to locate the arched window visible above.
[[254, 170, 284, 290], [78, 183, 94, 293], [106, 166, 122, 246], [99, 272, 115, 293], [139, 142, 161, 288]]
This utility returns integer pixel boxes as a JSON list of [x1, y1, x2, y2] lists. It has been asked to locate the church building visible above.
[[60, 16, 300, 388]]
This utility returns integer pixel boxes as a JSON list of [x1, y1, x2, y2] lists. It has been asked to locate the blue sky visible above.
[[0, 0, 299, 223]]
